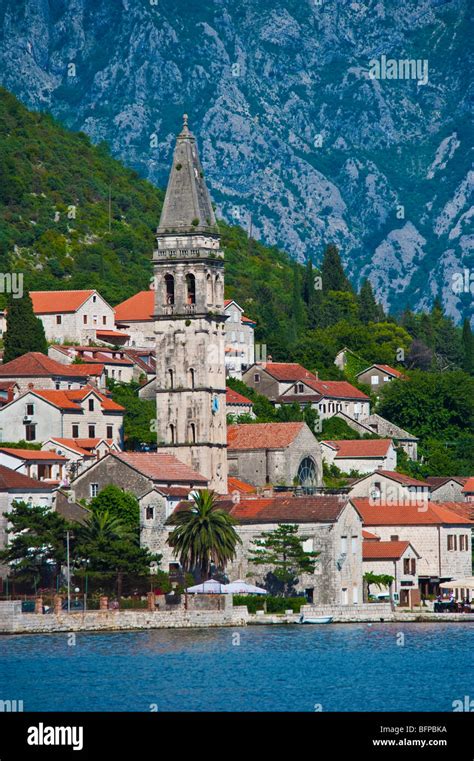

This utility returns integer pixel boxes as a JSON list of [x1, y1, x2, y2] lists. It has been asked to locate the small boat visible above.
[[298, 614, 333, 624]]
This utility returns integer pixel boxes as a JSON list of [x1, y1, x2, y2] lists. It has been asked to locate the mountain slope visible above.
[[0, 86, 310, 352], [0, 0, 472, 323]]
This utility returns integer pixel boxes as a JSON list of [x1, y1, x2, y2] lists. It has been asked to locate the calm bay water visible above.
[[1, 623, 473, 712]]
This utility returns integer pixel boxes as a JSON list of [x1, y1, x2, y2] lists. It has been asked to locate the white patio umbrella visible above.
[[440, 578, 474, 591], [223, 579, 268, 595], [185, 579, 226, 594]]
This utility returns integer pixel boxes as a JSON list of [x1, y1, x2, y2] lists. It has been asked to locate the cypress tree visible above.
[[461, 318, 474, 374], [3, 291, 48, 363], [320, 244, 352, 293], [358, 279, 381, 324]]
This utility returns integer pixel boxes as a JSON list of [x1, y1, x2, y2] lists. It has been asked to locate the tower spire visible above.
[[157, 116, 216, 235]]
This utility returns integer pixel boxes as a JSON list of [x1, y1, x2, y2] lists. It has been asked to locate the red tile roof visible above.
[[0, 447, 67, 461], [227, 476, 257, 494], [111, 452, 208, 484], [462, 477, 474, 493], [0, 352, 93, 378], [363, 540, 411, 560], [261, 362, 319, 382], [372, 470, 429, 487], [114, 291, 154, 322], [223, 495, 348, 524], [0, 463, 54, 491], [70, 363, 105, 376], [362, 529, 380, 540], [46, 439, 96, 457], [30, 290, 95, 314], [95, 329, 130, 339], [352, 498, 474, 526], [322, 439, 393, 458], [358, 364, 405, 379], [226, 387, 253, 406], [304, 378, 369, 400], [227, 422, 305, 450], [31, 386, 124, 412]]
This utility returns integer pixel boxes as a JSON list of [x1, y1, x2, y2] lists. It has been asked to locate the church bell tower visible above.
[[153, 115, 228, 494]]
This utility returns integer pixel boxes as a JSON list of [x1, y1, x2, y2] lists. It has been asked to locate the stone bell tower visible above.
[[153, 115, 228, 494]]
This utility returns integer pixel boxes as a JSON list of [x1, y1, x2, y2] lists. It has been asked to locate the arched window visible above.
[[206, 274, 213, 305], [189, 423, 196, 444], [297, 457, 318, 493], [186, 273, 196, 304], [188, 368, 195, 389], [168, 368, 174, 389], [164, 274, 174, 305], [169, 424, 176, 444], [215, 274, 221, 304]]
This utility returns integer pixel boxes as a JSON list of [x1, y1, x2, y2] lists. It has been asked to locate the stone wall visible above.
[[71, 455, 151, 502], [0, 606, 249, 634]]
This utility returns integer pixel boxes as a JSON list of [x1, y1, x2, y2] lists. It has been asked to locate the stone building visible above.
[[70, 450, 207, 502], [335, 411, 418, 461], [30, 290, 122, 345], [362, 538, 420, 606], [227, 421, 322, 489], [151, 494, 363, 605], [0, 386, 124, 446], [321, 439, 397, 474], [427, 477, 468, 503], [243, 362, 370, 420], [349, 470, 430, 505], [223, 299, 256, 379], [351, 498, 473, 596], [225, 386, 254, 418], [356, 363, 405, 392], [153, 116, 228, 493], [0, 466, 55, 584], [0, 352, 103, 393]]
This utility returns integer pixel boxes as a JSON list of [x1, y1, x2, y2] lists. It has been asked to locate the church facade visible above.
[[153, 116, 228, 493]]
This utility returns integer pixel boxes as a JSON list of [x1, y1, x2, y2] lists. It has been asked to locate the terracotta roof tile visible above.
[[227, 422, 305, 450], [363, 540, 411, 560], [30, 386, 124, 412], [226, 387, 253, 405], [30, 290, 95, 314], [462, 477, 474, 493], [0, 463, 54, 491], [261, 362, 318, 382], [373, 470, 429, 487], [352, 498, 474, 526], [0, 352, 93, 378], [111, 452, 207, 484], [362, 529, 380, 540], [0, 447, 67, 461], [46, 439, 96, 457], [322, 439, 393, 458], [114, 291, 154, 322], [227, 476, 257, 494], [225, 494, 348, 524]]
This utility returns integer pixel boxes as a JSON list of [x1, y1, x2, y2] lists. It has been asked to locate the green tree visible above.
[[249, 523, 319, 596], [320, 244, 352, 293], [0, 501, 71, 588], [462, 318, 474, 374], [3, 291, 48, 363], [108, 380, 156, 449], [166, 489, 241, 581], [89, 485, 139, 531], [358, 279, 383, 324], [74, 509, 158, 598], [363, 571, 395, 603]]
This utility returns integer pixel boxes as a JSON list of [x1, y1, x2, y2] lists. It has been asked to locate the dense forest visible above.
[[1, 86, 473, 476]]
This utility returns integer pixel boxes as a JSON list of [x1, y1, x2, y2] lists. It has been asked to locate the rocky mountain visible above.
[[0, 0, 472, 323]]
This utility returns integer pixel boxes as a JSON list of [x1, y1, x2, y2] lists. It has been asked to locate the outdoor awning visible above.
[[185, 579, 226, 594], [440, 578, 474, 591], [223, 579, 267, 595]]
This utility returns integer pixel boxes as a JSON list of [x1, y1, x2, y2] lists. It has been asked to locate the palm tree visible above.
[[166, 490, 241, 581]]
